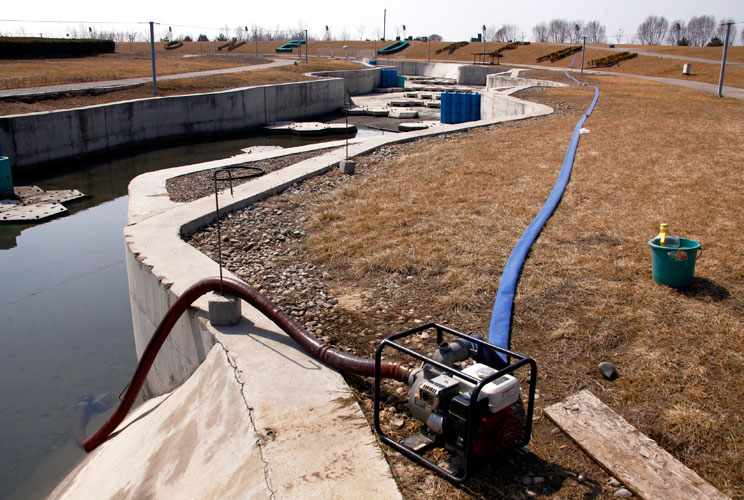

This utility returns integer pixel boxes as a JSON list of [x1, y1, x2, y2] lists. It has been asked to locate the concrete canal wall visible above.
[[309, 67, 381, 95], [378, 59, 510, 85], [0, 78, 345, 171]]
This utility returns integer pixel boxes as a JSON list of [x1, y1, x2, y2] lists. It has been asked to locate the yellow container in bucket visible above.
[[648, 236, 701, 288]]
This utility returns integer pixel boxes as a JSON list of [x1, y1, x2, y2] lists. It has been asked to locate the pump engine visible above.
[[374, 324, 536, 482]]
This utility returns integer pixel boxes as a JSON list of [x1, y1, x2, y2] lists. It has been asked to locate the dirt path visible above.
[[0, 58, 293, 99]]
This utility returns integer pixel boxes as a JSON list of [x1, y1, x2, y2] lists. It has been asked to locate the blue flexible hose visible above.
[[485, 73, 599, 362]]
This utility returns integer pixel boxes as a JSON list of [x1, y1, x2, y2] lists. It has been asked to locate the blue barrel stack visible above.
[[379, 69, 399, 88], [440, 92, 481, 124]]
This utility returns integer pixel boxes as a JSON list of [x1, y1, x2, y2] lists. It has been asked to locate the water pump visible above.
[[374, 323, 536, 482]]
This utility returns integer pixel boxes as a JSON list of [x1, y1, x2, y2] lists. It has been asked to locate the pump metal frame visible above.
[[373, 323, 537, 483]]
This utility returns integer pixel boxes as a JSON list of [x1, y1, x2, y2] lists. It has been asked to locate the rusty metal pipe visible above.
[[82, 277, 410, 452]]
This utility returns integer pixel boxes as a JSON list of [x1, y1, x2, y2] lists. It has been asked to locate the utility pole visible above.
[[149, 22, 157, 96], [717, 22, 733, 98], [383, 9, 386, 41], [305, 29, 308, 63], [482, 25, 486, 59], [428, 37, 430, 61], [581, 36, 586, 74], [255, 29, 258, 59]]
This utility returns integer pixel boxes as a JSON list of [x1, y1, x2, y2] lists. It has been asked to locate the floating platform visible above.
[[1, 186, 85, 222], [263, 121, 357, 136], [398, 122, 433, 132], [388, 109, 419, 119]]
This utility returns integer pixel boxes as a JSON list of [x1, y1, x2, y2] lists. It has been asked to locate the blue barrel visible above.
[[474, 93, 481, 120], [452, 93, 462, 124], [460, 93, 469, 123], [440, 92, 450, 123], [467, 93, 478, 121]]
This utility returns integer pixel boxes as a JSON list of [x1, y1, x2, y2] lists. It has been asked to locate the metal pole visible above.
[[255, 30, 258, 59], [383, 9, 386, 41], [717, 23, 732, 99], [149, 22, 157, 96], [482, 25, 486, 60], [581, 36, 586, 74], [428, 37, 430, 61], [305, 29, 308, 63]]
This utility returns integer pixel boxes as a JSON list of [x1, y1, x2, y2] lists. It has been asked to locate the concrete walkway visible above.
[[0, 58, 294, 100], [601, 46, 744, 67], [508, 63, 744, 100]]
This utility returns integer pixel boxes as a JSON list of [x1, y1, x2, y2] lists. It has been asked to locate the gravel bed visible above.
[[165, 147, 337, 203], [184, 143, 410, 345]]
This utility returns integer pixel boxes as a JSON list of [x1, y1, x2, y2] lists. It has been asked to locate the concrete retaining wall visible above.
[[480, 91, 555, 120], [0, 78, 344, 171], [309, 68, 381, 95], [378, 60, 508, 85], [487, 74, 567, 89]]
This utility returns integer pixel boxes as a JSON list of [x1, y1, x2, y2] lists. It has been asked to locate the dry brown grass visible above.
[[0, 59, 362, 115], [3, 40, 742, 94], [300, 74, 744, 498], [0, 52, 248, 89]]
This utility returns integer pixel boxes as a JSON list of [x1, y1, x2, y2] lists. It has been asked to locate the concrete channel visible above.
[[47, 63, 557, 499]]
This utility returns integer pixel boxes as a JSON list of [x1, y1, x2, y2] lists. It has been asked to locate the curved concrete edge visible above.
[[56, 83, 555, 500], [378, 59, 510, 85], [50, 322, 402, 500]]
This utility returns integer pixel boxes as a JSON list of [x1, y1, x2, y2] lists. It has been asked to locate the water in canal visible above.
[[0, 130, 373, 499]]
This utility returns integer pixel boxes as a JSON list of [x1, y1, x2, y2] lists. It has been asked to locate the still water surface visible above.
[[0, 131, 355, 499]]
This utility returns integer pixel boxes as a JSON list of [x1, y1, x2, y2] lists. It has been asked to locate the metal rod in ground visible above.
[[213, 179, 224, 294], [717, 23, 732, 98], [305, 29, 308, 63], [581, 37, 586, 74], [345, 103, 349, 160], [149, 22, 157, 96]]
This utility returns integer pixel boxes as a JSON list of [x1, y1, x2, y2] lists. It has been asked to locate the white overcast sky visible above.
[[1, 0, 741, 43]]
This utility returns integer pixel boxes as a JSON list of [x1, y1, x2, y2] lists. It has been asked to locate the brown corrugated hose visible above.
[[82, 277, 410, 452]]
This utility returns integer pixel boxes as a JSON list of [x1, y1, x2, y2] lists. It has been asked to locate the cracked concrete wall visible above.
[[126, 241, 215, 396]]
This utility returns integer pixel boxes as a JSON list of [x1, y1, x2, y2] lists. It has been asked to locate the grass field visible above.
[[294, 75, 744, 498]]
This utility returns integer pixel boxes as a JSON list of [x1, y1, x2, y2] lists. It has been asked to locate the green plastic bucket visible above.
[[648, 237, 701, 288]]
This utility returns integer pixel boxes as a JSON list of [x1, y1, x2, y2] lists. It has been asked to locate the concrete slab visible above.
[[388, 109, 419, 119], [0, 186, 85, 222]]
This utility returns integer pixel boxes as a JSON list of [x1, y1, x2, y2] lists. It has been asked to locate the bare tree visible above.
[[340, 29, 351, 41], [667, 20, 685, 45], [532, 22, 549, 43], [429, 33, 443, 42], [568, 21, 584, 43], [716, 18, 738, 46], [581, 20, 607, 43], [615, 28, 624, 44], [485, 25, 497, 42], [357, 25, 366, 40], [637, 15, 669, 45], [548, 19, 571, 43], [496, 24, 519, 42], [687, 15, 716, 46]]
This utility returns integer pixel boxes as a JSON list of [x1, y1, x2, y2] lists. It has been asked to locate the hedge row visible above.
[[588, 52, 637, 67], [435, 41, 468, 55], [536, 46, 581, 63], [0, 37, 115, 59]]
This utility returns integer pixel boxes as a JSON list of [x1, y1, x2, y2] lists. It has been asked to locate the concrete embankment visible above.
[[0, 78, 346, 171], [378, 59, 510, 85], [50, 64, 556, 499]]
